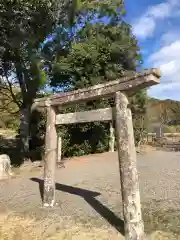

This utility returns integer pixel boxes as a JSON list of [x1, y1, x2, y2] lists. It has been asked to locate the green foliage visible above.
[[0, 0, 76, 158], [0, 0, 59, 105], [131, 90, 148, 145], [57, 121, 109, 158], [0, 0, 77, 112], [0, 0, 150, 159], [29, 109, 46, 160], [0, 85, 20, 130], [50, 22, 140, 89], [43, 0, 147, 156]]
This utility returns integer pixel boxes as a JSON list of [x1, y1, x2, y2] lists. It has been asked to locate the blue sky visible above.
[[124, 0, 180, 100]]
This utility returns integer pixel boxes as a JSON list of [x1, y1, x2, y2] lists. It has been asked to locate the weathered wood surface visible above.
[[43, 102, 57, 207], [56, 108, 113, 125], [115, 91, 145, 239], [32, 69, 161, 109]]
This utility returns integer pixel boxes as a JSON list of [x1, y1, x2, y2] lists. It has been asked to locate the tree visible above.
[[45, 1, 137, 89], [0, 80, 20, 130], [147, 99, 174, 126], [170, 102, 180, 125], [41, 0, 147, 156], [131, 90, 148, 146], [0, 0, 73, 160]]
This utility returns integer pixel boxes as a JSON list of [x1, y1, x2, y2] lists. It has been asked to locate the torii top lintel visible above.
[[33, 68, 161, 109]]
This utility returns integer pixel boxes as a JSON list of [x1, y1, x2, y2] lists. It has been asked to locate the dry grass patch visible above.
[[48, 226, 124, 240], [0, 212, 42, 240], [0, 211, 179, 240], [147, 231, 177, 240], [0, 212, 124, 240]]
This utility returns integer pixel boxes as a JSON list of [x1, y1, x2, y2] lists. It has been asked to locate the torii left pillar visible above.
[[43, 100, 57, 207]]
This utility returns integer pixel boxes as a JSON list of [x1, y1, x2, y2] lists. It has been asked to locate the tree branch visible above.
[[4, 74, 21, 109]]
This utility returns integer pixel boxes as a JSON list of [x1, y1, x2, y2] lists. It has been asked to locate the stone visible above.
[[0, 154, 12, 180]]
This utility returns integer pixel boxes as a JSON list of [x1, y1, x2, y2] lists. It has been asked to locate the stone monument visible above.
[[0, 154, 12, 180]]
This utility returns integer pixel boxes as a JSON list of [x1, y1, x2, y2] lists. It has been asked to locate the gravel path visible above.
[[1, 150, 180, 237]]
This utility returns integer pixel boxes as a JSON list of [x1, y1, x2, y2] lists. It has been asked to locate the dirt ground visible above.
[[1, 150, 180, 239]]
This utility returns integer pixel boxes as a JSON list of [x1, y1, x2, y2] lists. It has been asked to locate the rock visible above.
[[0, 154, 12, 180], [32, 161, 43, 167], [57, 162, 65, 168]]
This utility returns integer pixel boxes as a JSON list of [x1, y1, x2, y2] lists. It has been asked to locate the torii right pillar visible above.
[[115, 91, 145, 240]]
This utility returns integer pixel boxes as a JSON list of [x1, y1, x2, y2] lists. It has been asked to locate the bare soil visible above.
[[1, 150, 180, 239]]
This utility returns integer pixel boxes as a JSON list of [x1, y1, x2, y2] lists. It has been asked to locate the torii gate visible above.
[[32, 68, 161, 239]]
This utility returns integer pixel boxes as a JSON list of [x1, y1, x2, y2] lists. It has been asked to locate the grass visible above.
[[0, 207, 180, 240], [0, 212, 124, 240], [0, 212, 41, 240], [143, 209, 180, 239]]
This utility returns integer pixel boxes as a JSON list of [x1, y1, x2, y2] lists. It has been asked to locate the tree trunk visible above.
[[19, 107, 31, 161]]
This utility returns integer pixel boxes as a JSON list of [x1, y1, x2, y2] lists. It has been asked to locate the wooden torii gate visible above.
[[32, 68, 161, 239]]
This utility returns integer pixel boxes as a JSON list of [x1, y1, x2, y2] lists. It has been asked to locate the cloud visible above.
[[132, 17, 156, 39], [148, 37, 180, 100], [129, 0, 180, 100], [148, 2, 171, 18], [149, 40, 180, 65], [132, 0, 179, 39], [161, 31, 180, 45]]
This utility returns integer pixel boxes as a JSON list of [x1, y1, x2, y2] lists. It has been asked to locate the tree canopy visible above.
[[39, 0, 147, 156], [42, 0, 139, 90], [0, 0, 148, 161], [0, 0, 74, 159]]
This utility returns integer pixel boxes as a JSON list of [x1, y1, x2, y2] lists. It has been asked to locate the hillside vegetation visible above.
[[0, 85, 20, 130], [1, 87, 180, 134], [147, 98, 180, 132], [1, 86, 180, 163]]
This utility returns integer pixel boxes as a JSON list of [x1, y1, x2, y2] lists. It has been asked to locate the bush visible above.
[[29, 108, 145, 160], [57, 121, 109, 158], [29, 110, 46, 161]]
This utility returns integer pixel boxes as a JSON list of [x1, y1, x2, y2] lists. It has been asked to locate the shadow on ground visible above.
[[30, 177, 125, 235]]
